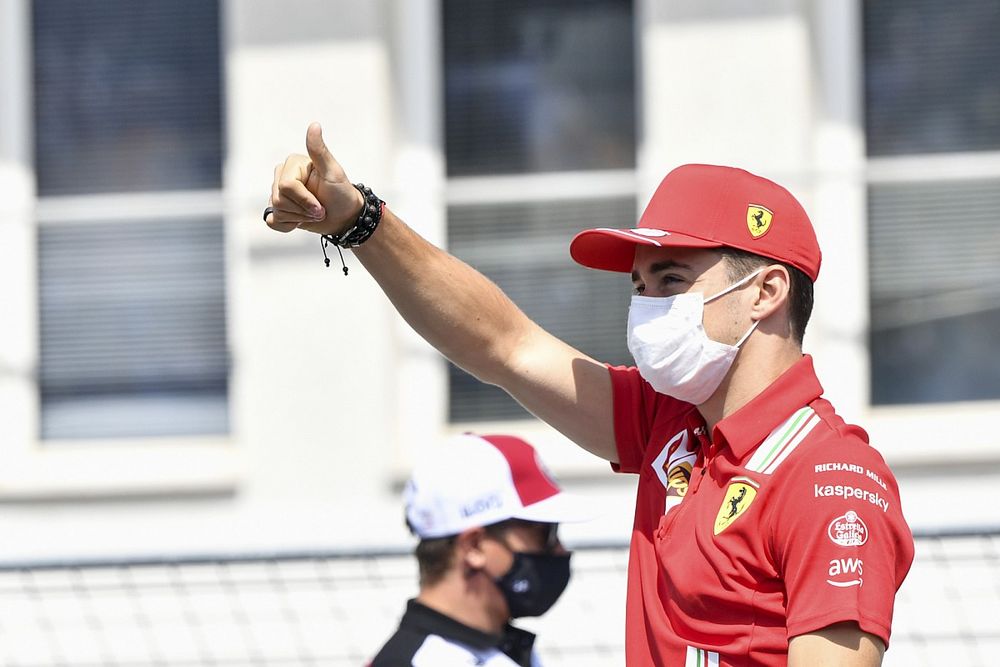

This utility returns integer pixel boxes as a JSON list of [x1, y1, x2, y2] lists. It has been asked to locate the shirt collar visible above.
[[714, 355, 824, 460], [401, 599, 536, 665]]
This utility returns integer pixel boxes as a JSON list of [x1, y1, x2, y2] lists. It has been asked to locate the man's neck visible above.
[[698, 339, 803, 435], [416, 577, 507, 635]]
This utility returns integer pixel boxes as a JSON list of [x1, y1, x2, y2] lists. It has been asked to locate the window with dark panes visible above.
[[443, 0, 636, 421], [444, 0, 635, 177], [864, 0, 1000, 405], [864, 0, 1000, 156], [34, 0, 228, 439]]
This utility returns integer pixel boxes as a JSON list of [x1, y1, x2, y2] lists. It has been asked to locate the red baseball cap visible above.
[[569, 164, 821, 281]]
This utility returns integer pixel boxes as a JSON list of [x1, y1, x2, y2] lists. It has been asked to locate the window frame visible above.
[[821, 0, 1000, 465], [385, 0, 640, 477], [862, 151, 1000, 462], [440, 0, 640, 432], [35, 190, 232, 442], [0, 0, 238, 500], [433, 170, 646, 476]]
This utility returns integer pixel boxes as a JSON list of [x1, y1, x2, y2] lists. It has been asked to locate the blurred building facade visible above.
[[0, 0, 998, 573]]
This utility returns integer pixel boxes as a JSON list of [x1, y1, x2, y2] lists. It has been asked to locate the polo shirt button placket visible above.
[[689, 431, 714, 495], [655, 522, 667, 540]]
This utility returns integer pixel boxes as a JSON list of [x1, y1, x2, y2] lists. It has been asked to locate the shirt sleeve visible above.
[[765, 434, 915, 647], [607, 364, 690, 475]]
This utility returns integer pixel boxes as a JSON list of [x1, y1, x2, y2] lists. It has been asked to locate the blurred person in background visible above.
[[368, 433, 590, 667], [267, 125, 913, 666]]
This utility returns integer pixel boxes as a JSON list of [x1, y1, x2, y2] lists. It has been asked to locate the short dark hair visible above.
[[717, 248, 813, 345], [406, 516, 459, 587], [413, 535, 457, 587]]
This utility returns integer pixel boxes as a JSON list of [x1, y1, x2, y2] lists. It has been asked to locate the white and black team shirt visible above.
[[368, 599, 542, 667]]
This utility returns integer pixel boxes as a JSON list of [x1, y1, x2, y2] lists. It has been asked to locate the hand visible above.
[[266, 122, 365, 236]]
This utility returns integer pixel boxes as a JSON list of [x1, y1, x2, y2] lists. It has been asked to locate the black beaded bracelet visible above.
[[323, 183, 384, 248], [319, 183, 385, 274]]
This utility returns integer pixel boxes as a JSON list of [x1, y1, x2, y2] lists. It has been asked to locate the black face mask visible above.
[[495, 551, 572, 618]]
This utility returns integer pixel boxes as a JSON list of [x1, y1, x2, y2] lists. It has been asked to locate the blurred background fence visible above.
[[1, 526, 998, 667]]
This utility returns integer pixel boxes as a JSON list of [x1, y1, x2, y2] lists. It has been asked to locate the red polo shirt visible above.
[[610, 355, 914, 667]]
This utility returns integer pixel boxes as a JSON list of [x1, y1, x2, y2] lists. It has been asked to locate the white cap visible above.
[[404, 433, 591, 539]]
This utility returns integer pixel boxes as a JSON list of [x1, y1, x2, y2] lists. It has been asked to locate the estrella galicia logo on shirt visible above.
[[746, 204, 773, 238], [827, 510, 868, 547], [713, 477, 759, 535]]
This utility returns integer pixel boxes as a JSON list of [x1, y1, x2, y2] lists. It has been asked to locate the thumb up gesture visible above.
[[265, 122, 365, 236]]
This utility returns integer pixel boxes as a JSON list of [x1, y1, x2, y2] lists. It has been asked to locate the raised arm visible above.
[[267, 123, 618, 462]]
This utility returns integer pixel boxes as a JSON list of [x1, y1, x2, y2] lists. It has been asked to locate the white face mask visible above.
[[626, 269, 763, 404]]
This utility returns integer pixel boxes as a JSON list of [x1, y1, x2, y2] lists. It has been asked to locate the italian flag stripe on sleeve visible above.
[[745, 406, 819, 474], [685, 646, 720, 667]]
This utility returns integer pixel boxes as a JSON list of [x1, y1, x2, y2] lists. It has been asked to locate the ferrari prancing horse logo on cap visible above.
[[747, 204, 773, 239]]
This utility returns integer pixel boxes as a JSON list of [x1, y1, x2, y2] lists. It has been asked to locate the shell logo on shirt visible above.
[[652, 429, 698, 512], [667, 461, 693, 497], [713, 478, 760, 535]]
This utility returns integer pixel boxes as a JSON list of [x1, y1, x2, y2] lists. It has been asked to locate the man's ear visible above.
[[751, 264, 791, 323], [455, 527, 489, 571]]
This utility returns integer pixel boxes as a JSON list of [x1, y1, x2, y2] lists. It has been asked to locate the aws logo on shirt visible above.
[[714, 477, 760, 535], [827, 557, 864, 588]]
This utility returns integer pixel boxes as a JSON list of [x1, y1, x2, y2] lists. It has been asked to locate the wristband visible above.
[[323, 183, 385, 248], [319, 183, 385, 274]]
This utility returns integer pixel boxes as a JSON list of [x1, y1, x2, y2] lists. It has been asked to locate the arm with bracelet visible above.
[[265, 123, 618, 463]]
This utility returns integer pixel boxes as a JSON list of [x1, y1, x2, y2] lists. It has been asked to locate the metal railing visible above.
[[0, 528, 996, 667]]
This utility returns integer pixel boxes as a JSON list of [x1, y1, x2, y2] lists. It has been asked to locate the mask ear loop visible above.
[[704, 267, 766, 304], [735, 319, 760, 348], [707, 267, 765, 347]]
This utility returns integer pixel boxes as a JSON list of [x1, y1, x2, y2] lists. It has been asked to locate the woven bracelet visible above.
[[320, 183, 385, 274]]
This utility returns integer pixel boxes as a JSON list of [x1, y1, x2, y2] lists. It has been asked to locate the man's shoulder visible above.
[[761, 399, 906, 522], [368, 622, 426, 667], [370, 601, 532, 667], [372, 630, 525, 667], [746, 397, 901, 497], [796, 398, 896, 473]]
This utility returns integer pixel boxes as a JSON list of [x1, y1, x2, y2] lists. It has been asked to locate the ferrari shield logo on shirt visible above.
[[746, 204, 773, 238], [713, 478, 759, 535]]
